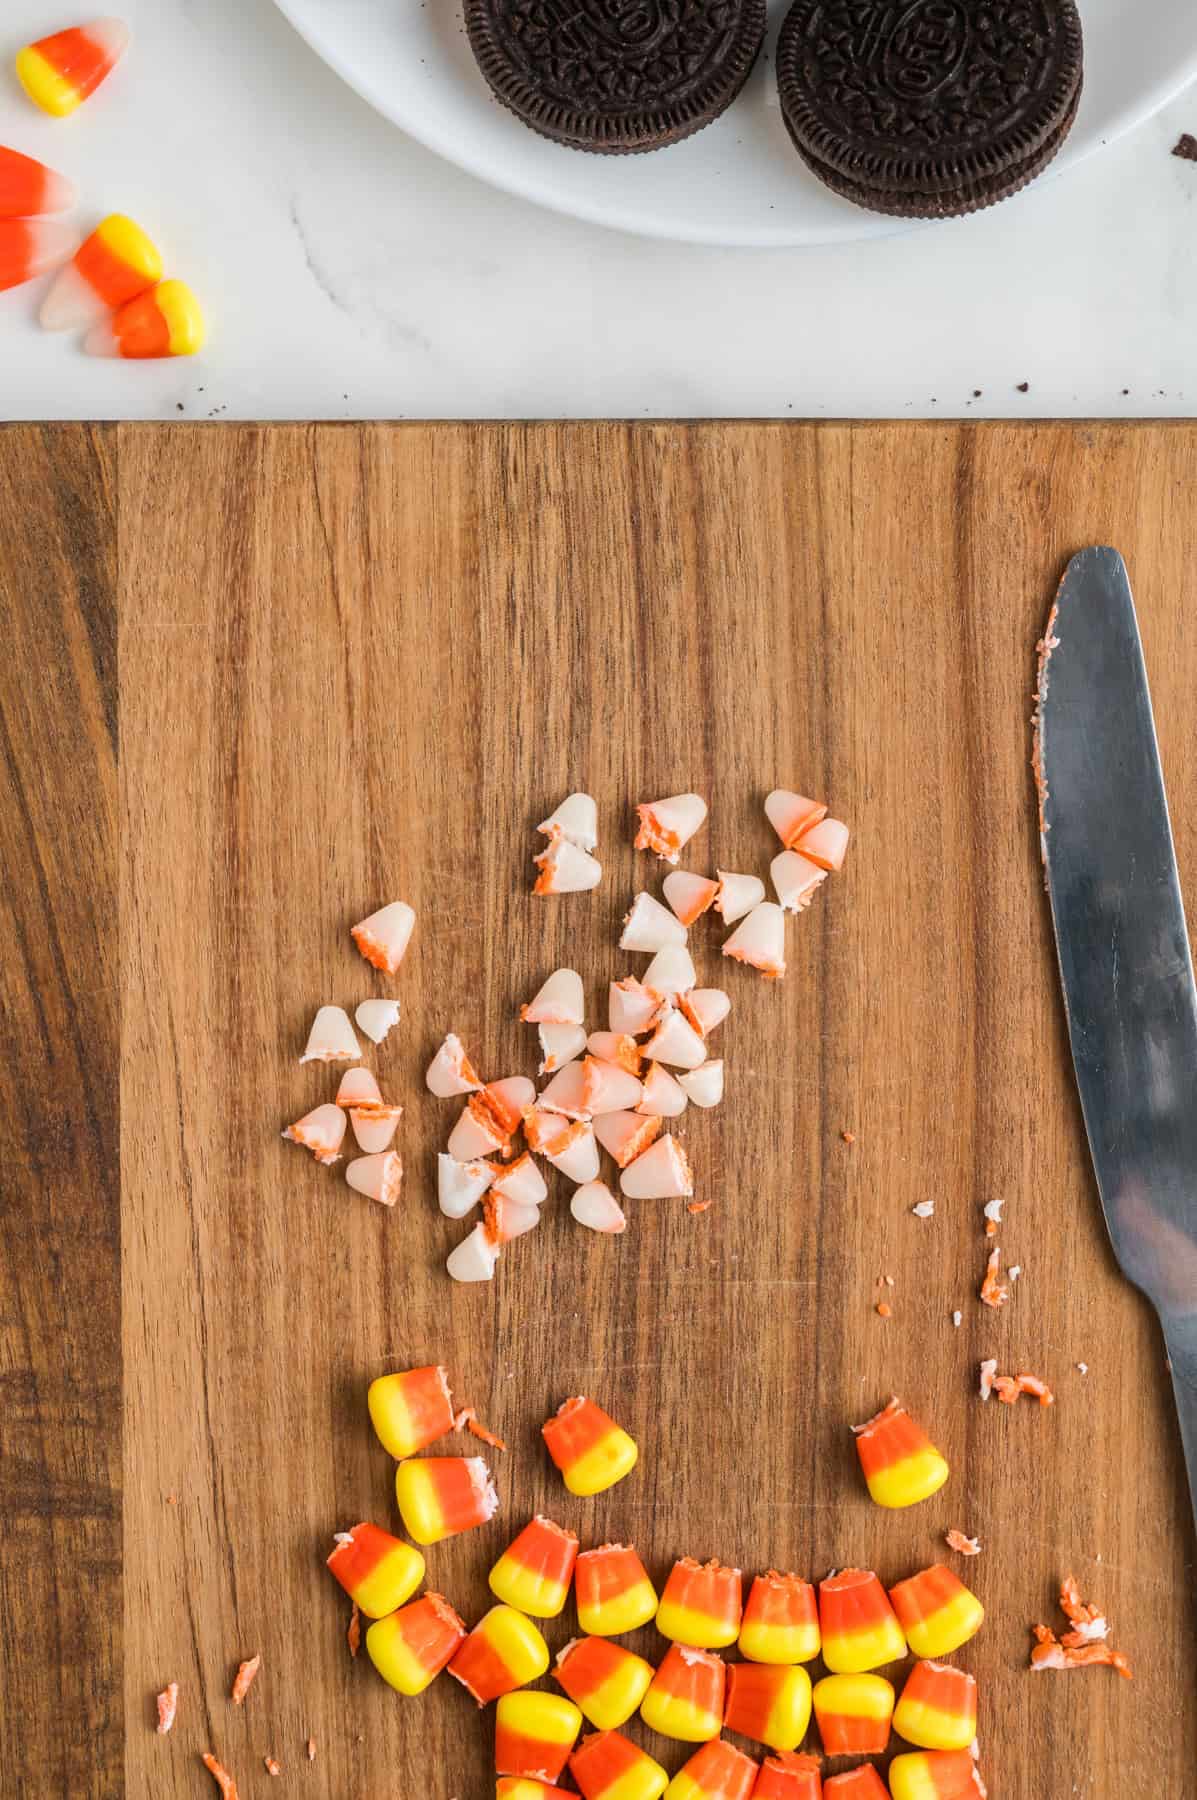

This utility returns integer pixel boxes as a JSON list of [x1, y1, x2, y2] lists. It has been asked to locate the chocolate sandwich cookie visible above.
[[464, 0, 768, 155], [776, 0, 1084, 219]]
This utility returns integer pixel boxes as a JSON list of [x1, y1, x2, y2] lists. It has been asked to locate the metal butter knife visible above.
[[1037, 546, 1197, 1529]]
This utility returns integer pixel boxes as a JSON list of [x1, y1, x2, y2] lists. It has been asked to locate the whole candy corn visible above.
[[85, 280, 205, 359], [723, 1663, 813, 1753], [495, 1690, 583, 1782], [41, 213, 161, 329], [818, 1571, 907, 1674], [657, 1558, 743, 1650], [852, 1398, 949, 1510], [365, 1592, 466, 1695], [16, 18, 130, 116], [740, 1572, 821, 1665], [395, 1455, 498, 1546], [893, 1662, 977, 1753], [823, 1769, 888, 1799], [369, 1365, 455, 1459], [888, 1749, 987, 1799], [751, 1753, 824, 1799], [449, 1605, 550, 1705], [542, 1396, 638, 1497], [640, 1644, 726, 1742], [326, 1522, 425, 1619], [811, 1674, 894, 1755], [497, 1783, 558, 1800], [571, 1730, 669, 1800], [555, 1636, 655, 1731], [888, 1567, 984, 1661], [0, 218, 77, 291], [666, 1739, 759, 1800], [0, 146, 74, 217], [489, 1516, 579, 1619], [575, 1543, 658, 1636]]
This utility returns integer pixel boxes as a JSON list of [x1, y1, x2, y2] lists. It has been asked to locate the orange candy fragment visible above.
[[822, 1769, 888, 1799], [751, 1753, 823, 1799]]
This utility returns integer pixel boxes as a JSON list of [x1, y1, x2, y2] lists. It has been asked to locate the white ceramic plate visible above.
[[273, 1, 1197, 246]]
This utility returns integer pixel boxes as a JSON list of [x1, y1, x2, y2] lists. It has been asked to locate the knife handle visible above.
[[1161, 1309, 1197, 1540]]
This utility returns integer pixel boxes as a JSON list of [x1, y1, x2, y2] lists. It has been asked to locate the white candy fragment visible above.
[[544, 1122, 600, 1183], [349, 1104, 403, 1153], [571, 1181, 627, 1234], [593, 1111, 662, 1167], [722, 902, 786, 978], [335, 1066, 382, 1108], [979, 1359, 997, 1401], [642, 945, 697, 998], [662, 870, 719, 925], [484, 1193, 541, 1244], [799, 817, 850, 872], [912, 1200, 935, 1219], [634, 793, 708, 864], [680, 988, 731, 1037], [447, 1101, 506, 1161], [537, 792, 598, 852], [492, 1153, 547, 1206], [714, 871, 765, 924], [447, 1223, 499, 1283], [770, 850, 828, 913], [643, 1007, 708, 1070], [426, 1033, 483, 1097], [539, 1061, 592, 1119], [764, 790, 827, 850], [678, 1060, 723, 1108], [609, 977, 664, 1035], [636, 1063, 688, 1118], [619, 892, 687, 953], [300, 1005, 360, 1064], [586, 1031, 641, 1070], [983, 1198, 1004, 1226], [521, 967, 585, 1026], [355, 998, 401, 1044], [346, 1151, 403, 1207], [534, 835, 602, 894], [438, 1153, 495, 1219], [582, 1057, 644, 1115], [538, 1022, 587, 1074], [619, 1133, 694, 1199], [282, 1103, 347, 1164], [351, 900, 416, 975]]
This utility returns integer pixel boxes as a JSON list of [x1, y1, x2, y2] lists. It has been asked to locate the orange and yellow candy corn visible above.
[[666, 1739, 759, 1800], [555, 1636, 655, 1730], [543, 1396, 638, 1496], [369, 1365, 456, 1459], [889, 1567, 984, 1661], [811, 1674, 894, 1756], [751, 1753, 823, 1799], [571, 1730, 669, 1800], [723, 1663, 813, 1753], [449, 1606, 550, 1705], [893, 1662, 977, 1753], [640, 1644, 726, 1742], [0, 146, 74, 217], [85, 279, 204, 359], [394, 1455, 498, 1546], [41, 213, 161, 330], [17, 18, 130, 117], [490, 1516, 578, 1619], [576, 1544, 658, 1636], [740, 1572, 820, 1664], [0, 218, 77, 291], [497, 1783, 558, 1800], [326, 1522, 425, 1619], [658, 1558, 743, 1650], [495, 1690, 582, 1782], [818, 1571, 907, 1674], [852, 1398, 949, 1510], [823, 1768, 888, 1799], [888, 1750, 987, 1799], [365, 1592, 465, 1695]]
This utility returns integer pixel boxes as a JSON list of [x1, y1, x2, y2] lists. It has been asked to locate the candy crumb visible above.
[[307, 1739, 316, 1762], [348, 1603, 361, 1658], [952, 1310, 963, 1328], [156, 1682, 179, 1734], [230, 1656, 261, 1705], [841, 1130, 856, 1144], [980, 1247, 1009, 1308], [990, 1368, 1055, 1407], [1076, 1362, 1089, 1375], [912, 1200, 935, 1218], [1031, 1578, 1131, 1678], [1009, 1264, 1022, 1281], [453, 1406, 507, 1450], [264, 1757, 281, 1776], [202, 1754, 240, 1799], [983, 1198, 1003, 1237], [687, 1200, 712, 1214], [979, 1358, 997, 1401], [876, 1301, 892, 1318], [946, 1529, 982, 1556], [165, 1492, 178, 1506]]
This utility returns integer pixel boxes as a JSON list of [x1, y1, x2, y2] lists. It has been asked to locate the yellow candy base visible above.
[[395, 1461, 450, 1545], [156, 280, 206, 357], [497, 1689, 581, 1746], [866, 1449, 950, 1509], [481, 1607, 551, 1686], [894, 1696, 975, 1753], [15, 47, 79, 116], [98, 214, 164, 284], [579, 1580, 658, 1637], [354, 1542, 426, 1619], [489, 1557, 569, 1619], [640, 1687, 722, 1743], [366, 1616, 437, 1695], [499, 1783, 558, 1800], [906, 1592, 985, 1661], [821, 1618, 908, 1674], [738, 1618, 821, 1664], [656, 1600, 739, 1650], [886, 1758, 940, 1800], [565, 1428, 639, 1496], [601, 1759, 670, 1800], [753, 1669, 813, 1751], [575, 1658, 655, 1730], [664, 1773, 706, 1800]]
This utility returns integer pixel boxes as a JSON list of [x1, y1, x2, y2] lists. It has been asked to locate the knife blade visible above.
[[1037, 546, 1197, 1530]]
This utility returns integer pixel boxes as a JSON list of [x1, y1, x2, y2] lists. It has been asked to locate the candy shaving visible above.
[[230, 1655, 260, 1705], [946, 1530, 982, 1556], [454, 1406, 507, 1451], [264, 1757, 281, 1776], [348, 1603, 361, 1658], [155, 1682, 179, 1734], [979, 1248, 1009, 1308], [1030, 1578, 1131, 1677], [201, 1754, 240, 1799]]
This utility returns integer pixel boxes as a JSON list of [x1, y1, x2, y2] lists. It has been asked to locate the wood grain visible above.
[[7, 422, 1197, 1797]]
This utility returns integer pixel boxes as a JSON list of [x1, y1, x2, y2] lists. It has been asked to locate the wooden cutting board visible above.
[[3, 422, 1197, 1800]]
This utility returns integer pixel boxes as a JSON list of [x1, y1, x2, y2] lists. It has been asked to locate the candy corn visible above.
[[723, 1663, 813, 1753], [350, 1103, 402, 1153], [448, 1222, 501, 1282], [740, 1572, 820, 1664], [621, 892, 688, 952], [495, 1690, 582, 1781], [16, 18, 130, 117], [657, 1558, 742, 1649], [643, 945, 698, 997], [522, 967, 585, 1024], [610, 976, 665, 1033], [346, 1150, 402, 1206], [635, 793, 708, 864], [493, 1153, 548, 1205], [619, 1132, 694, 1199], [351, 900, 415, 974], [497, 1782, 558, 1800], [822, 1769, 888, 1799], [818, 1571, 906, 1673], [439, 1154, 495, 1219], [764, 791, 827, 851], [751, 1753, 824, 1799], [327, 1523, 424, 1619], [85, 280, 205, 358], [427, 1032, 483, 1096], [555, 1636, 655, 1730], [680, 1060, 723, 1108], [40, 213, 161, 329], [538, 792, 598, 852], [576, 1543, 659, 1636], [0, 219, 78, 292], [544, 1120, 601, 1182], [583, 1055, 645, 1115], [0, 146, 74, 218], [852, 1398, 949, 1510], [534, 833, 602, 893], [368, 1365, 455, 1459], [543, 1397, 638, 1496], [336, 1066, 382, 1107], [365, 1592, 466, 1695], [640, 1644, 726, 1742], [666, 1739, 759, 1800], [394, 1456, 498, 1546], [888, 1568, 984, 1660], [356, 997, 400, 1043], [680, 988, 731, 1036], [300, 1004, 359, 1063], [540, 1021, 587, 1071], [489, 1516, 578, 1618], [811, 1674, 894, 1755], [722, 903, 786, 978], [797, 818, 849, 872], [715, 871, 766, 923], [663, 870, 719, 926], [595, 1110, 663, 1168], [643, 1008, 707, 1070], [893, 1662, 977, 1753], [483, 1191, 539, 1246], [282, 1101, 347, 1164], [887, 1750, 987, 1800], [771, 851, 826, 914], [572, 1180, 628, 1234], [571, 1731, 669, 1800], [449, 1605, 550, 1704]]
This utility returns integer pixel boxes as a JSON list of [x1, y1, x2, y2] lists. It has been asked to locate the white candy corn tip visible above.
[[346, 1151, 403, 1207], [300, 1005, 360, 1063], [31, 164, 77, 215], [335, 1066, 383, 1109], [447, 1223, 500, 1283], [642, 944, 697, 998], [39, 259, 109, 331], [538, 1021, 587, 1074], [771, 849, 827, 913], [722, 902, 786, 978], [491, 1152, 548, 1206], [355, 998, 400, 1044], [586, 1031, 641, 1070], [533, 834, 602, 894], [619, 892, 687, 953], [662, 869, 719, 926], [349, 1104, 403, 1153], [643, 1007, 708, 1070], [523, 1107, 572, 1156], [680, 988, 731, 1037], [582, 1056, 644, 1116], [426, 1033, 482, 1097], [799, 816, 850, 872], [447, 1102, 505, 1162], [521, 967, 585, 1026], [485, 1194, 540, 1244], [13, 220, 80, 290], [83, 313, 123, 357], [437, 1153, 494, 1219], [571, 1180, 627, 1234], [90, 18, 133, 60], [619, 1132, 694, 1199], [545, 1122, 601, 1184], [537, 792, 598, 853], [608, 977, 664, 1036], [634, 793, 708, 864], [282, 1102, 347, 1164], [679, 1060, 723, 1109], [764, 789, 827, 849], [351, 900, 415, 976], [593, 1109, 662, 1167], [637, 1062, 688, 1118], [714, 870, 766, 923], [539, 1060, 592, 1120]]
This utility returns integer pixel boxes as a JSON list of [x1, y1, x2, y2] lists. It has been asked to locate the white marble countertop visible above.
[[1, 0, 1195, 422]]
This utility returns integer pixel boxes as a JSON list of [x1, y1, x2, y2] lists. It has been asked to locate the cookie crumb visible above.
[[1016, 381, 1030, 393], [1173, 133, 1197, 162]]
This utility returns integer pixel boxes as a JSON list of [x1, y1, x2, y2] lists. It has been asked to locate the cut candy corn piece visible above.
[[663, 870, 719, 926], [823, 1769, 888, 1799], [888, 1568, 984, 1661], [492, 1153, 547, 1205], [346, 1150, 402, 1207], [643, 944, 698, 997], [583, 1056, 644, 1115], [643, 1008, 707, 1070], [0, 218, 78, 291], [740, 1572, 820, 1665], [283, 1102, 346, 1164], [395, 1456, 498, 1545], [888, 1750, 987, 1799], [448, 1222, 501, 1282], [620, 1133, 693, 1199], [16, 18, 130, 116], [438, 1153, 495, 1218], [483, 1192, 540, 1246], [368, 1365, 455, 1459], [637, 1064, 688, 1118], [812, 1673, 894, 1755], [751, 1754, 824, 1799], [300, 1005, 359, 1063], [571, 1731, 669, 1800], [572, 1180, 627, 1234], [587, 1032, 644, 1074], [667, 1739, 759, 1800], [852, 1398, 950, 1509], [543, 1396, 638, 1496], [610, 977, 665, 1035], [449, 1097, 508, 1160], [336, 1066, 382, 1108], [85, 279, 205, 357], [351, 901, 415, 975], [40, 213, 161, 329], [635, 794, 708, 864], [796, 818, 849, 873], [523, 1107, 573, 1155], [484, 1076, 537, 1135], [658, 1558, 742, 1650], [576, 1544, 658, 1636], [556, 1636, 655, 1730], [327, 1523, 425, 1619], [538, 792, 598, 852], [642, 1645, 726, 1742], [621, 892, 688, 952], [522, 967, 585, 1025], [681, 988, 731, 1037], [540, 1021, 587, 1073], [818, 1571, 907, 1674], [350, 1103, 402, 1153], [771, 852, 827, 914], [534, 834, 602, 894], [356, 997, 400, 1043], [722, 903, 786, 979], [0, 146, 74, 217], [544, 1120, 600, 1183], [495, 1690, 582, 1782], [892, 1662, 976, 1753], [765, 792, 827, 851], [366, 1592, 465, 1695], [715, 871, 765, 924], [449, 1605, 550, 1705], [595, 1109, 663, 1167], [490, 1516, 579, 1618], [498, 1783, 558, 1800], [540, 1060, 592, 1119], [679, 1060, 723, 1108], [427, 1033, 483, 1096], [724, 1663, 813, 1753]]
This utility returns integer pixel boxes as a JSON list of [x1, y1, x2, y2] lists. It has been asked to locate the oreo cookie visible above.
[[777, 0, 1084, 219], [464, 0, 767, 155]]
